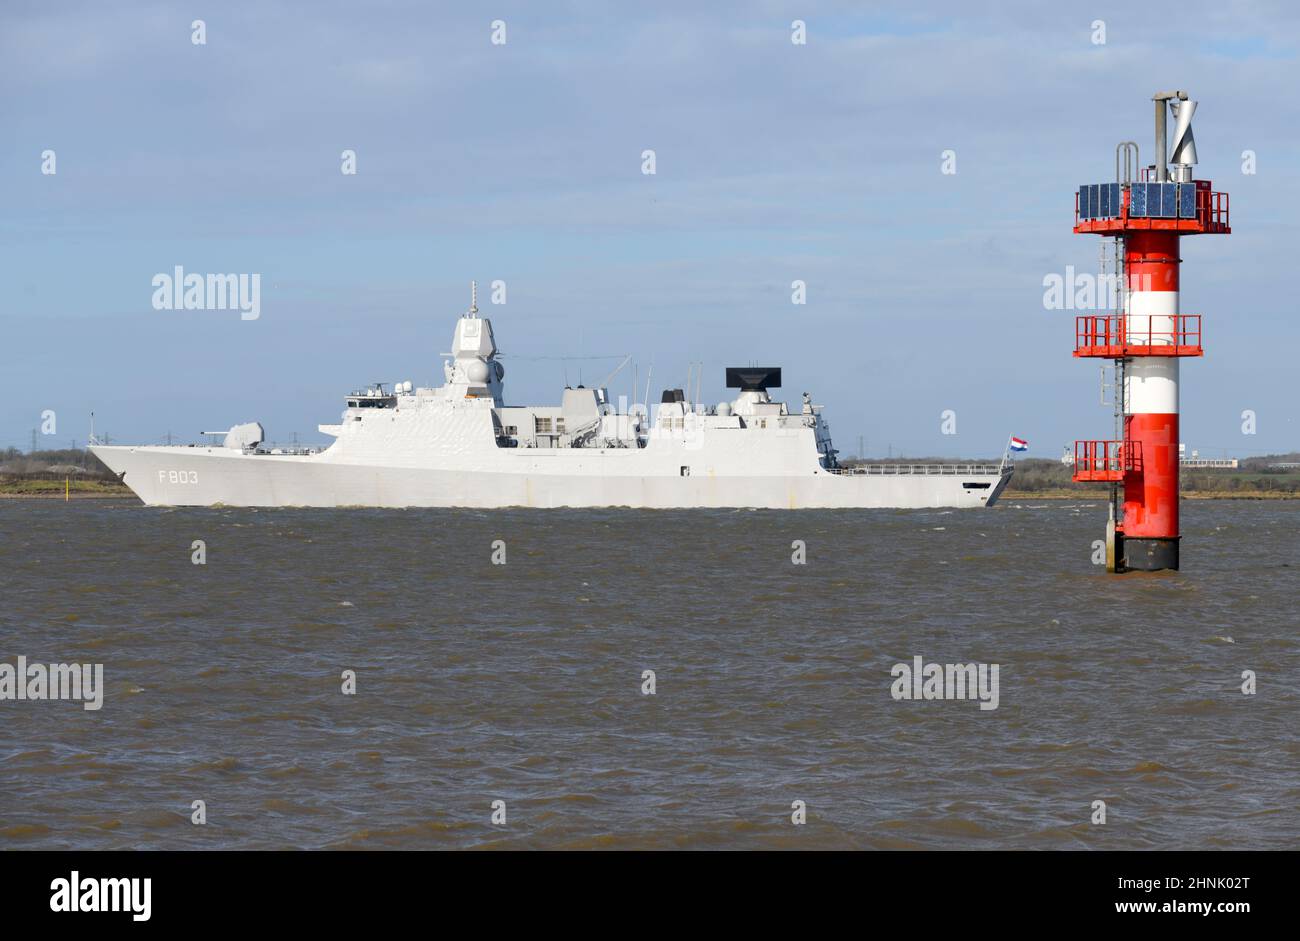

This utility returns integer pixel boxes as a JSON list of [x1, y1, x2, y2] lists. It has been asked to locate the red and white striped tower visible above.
[[1122, 231, 1181, 568], [1071, 90, 1230, 572]]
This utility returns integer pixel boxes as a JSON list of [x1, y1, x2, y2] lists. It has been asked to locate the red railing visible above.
[[1074, 314, 1202, 357], [1198, 186, 1230, 230], [1073, 439, 1140, 482]]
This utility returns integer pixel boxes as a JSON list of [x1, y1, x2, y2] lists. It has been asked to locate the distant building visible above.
[[1179, 444, 1237, 468]]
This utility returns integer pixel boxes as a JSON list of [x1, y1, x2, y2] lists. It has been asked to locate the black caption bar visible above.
[[0, 850, 1286, 927]]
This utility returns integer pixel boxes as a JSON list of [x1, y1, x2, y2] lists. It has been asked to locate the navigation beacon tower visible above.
[[1071, 90, 1230, 573]]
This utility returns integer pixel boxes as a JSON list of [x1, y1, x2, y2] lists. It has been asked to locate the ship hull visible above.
[[91, 446, 1012, 510]]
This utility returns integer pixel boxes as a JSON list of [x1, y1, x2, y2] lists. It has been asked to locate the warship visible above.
[[91, 287, 1013, 509]]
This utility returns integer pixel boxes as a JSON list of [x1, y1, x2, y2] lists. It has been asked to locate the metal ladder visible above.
[[1109, 236, 1128, 524]]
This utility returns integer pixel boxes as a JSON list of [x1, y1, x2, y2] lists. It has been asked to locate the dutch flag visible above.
[[1009, 437, 1029, 452]]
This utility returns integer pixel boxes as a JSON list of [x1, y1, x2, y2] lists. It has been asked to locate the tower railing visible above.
[[1198, 187, 1230, 228], [1072, 439, 1141, 482], [1074, 314, 1202, 357]]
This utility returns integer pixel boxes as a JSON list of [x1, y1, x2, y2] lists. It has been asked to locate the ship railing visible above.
[[249, 443, 323, 456], [829, 463, 1007, 476]]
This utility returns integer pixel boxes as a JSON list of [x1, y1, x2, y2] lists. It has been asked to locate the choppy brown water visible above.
[[1, 498, 1296, 849]]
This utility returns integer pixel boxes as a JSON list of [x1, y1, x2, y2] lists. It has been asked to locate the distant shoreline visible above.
[[1001, 489, 1297, 500], [1, 487, 1295, 502], [0, 479, 130, 497], [0, 492, 132, 500]]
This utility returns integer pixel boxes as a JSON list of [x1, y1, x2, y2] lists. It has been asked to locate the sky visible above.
[[2, 0, 1298, 459]]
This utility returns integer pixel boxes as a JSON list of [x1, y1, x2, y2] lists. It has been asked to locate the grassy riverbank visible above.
[[1000, 488, 1297, 500], [847, 454, 1300, 502], [0, 477, 132, 497]]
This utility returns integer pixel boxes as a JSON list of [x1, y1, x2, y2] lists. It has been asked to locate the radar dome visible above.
[[465, 359, 490, 383], [716, 401, 732, 416]]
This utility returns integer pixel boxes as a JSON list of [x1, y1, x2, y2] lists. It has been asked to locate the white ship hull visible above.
[[90, 445, 1012, 510]]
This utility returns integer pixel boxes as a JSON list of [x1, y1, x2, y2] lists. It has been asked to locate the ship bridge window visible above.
[[347, 397, 396, 409]]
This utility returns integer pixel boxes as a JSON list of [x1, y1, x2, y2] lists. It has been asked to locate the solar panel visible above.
[[1079, 182, 1125, 220], [1160, 183, 1178, 218], [1129, 182, 1147, 216], [1178, 183, 1196, 219]]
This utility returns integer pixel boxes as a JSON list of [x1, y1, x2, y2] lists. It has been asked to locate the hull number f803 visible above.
[[158, 470, 199, 484]]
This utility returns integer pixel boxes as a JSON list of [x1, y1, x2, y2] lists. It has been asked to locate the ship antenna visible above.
[[469, 280, 478, 317]]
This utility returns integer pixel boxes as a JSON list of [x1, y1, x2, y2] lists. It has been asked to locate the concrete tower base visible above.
[[1122, 536, 1180, 572]]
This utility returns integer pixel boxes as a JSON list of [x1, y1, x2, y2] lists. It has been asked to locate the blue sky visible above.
[[2, 0, 1297, 458]]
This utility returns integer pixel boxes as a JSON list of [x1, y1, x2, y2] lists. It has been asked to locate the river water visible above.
[[1, 498, 1296, 849]]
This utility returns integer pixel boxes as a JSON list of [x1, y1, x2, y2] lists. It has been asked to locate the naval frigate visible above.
[[91, 288, 1013, 509]]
